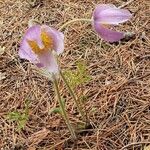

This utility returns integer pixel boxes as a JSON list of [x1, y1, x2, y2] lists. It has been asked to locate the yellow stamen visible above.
[[27, 40, 41, 54], [27, 31, 53, 54], [41, 31, 53, 50]]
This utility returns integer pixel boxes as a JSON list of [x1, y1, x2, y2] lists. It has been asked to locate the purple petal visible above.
[[93, 4, 116, 20], [19, 39, 38, 62], [23, 25, 43, 48], [98, 8, 132, 25], [41, 25, 64, 55], [19, 25, 42, 63], [38, 52, 59, 73], [36, 63, 44, 68], [94, 22, 124, 42], [19, 25, 63, 74], [93, 4, 132, 25]]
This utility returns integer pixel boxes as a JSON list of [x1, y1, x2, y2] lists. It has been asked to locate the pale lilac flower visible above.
[[19, 25, 64, 73], [93, 4, 132, 42]]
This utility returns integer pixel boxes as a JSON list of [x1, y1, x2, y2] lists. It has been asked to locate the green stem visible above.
[[60, 71, 87, 122], [59, 18, 92, 31], [53, 75, 76, 139]]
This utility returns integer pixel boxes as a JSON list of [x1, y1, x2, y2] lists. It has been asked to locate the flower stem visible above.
[[53, 75, 76, 140], [59, 18, 92, 31], [60, 71, 87, 122]]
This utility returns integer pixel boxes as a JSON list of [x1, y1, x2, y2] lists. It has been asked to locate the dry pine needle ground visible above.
[[0, 0, 150, 149]]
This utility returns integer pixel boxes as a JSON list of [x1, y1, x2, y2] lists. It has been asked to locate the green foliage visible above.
[[7, 100, 30, 130], [49, 99, 66, 115], [64, 61, 91, 89], [89, 107, 97, 114], [49, 107, 61, 115]]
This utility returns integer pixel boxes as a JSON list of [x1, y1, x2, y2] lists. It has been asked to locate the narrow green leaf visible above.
[[49, 107, 61, 115]]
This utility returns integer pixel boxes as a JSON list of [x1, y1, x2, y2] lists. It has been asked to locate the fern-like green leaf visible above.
[[64, 61, 91, 89]]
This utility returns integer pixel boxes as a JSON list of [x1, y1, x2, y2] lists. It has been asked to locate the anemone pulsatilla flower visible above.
[[93, 4, 132, 42], [19, 25, 64, 73]]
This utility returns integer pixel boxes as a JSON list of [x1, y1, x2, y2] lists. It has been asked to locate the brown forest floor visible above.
[[0, 0, 150, 149]]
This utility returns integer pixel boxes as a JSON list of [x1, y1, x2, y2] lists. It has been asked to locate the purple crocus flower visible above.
[[93, 4, 132, 42], [19, 25, 64, 73]]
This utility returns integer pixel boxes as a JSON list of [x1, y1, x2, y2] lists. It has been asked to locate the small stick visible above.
[[119, 0, 135, 8], [120, 141, 150, 150]]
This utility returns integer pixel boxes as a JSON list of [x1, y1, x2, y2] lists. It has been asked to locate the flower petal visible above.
[[38, 51, 59, 73], [41, 25, 64, 55], [100, 9, 132, 25], [94, 5, 132, 25], [94, 22, 124, 42], [36, 63, 44, 68], [19, 25, 63, 74], [23, 25, 43, 48], [19, 25, 42, 63], [19, 40, 38, 63], [93, 4, 116, 20]]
